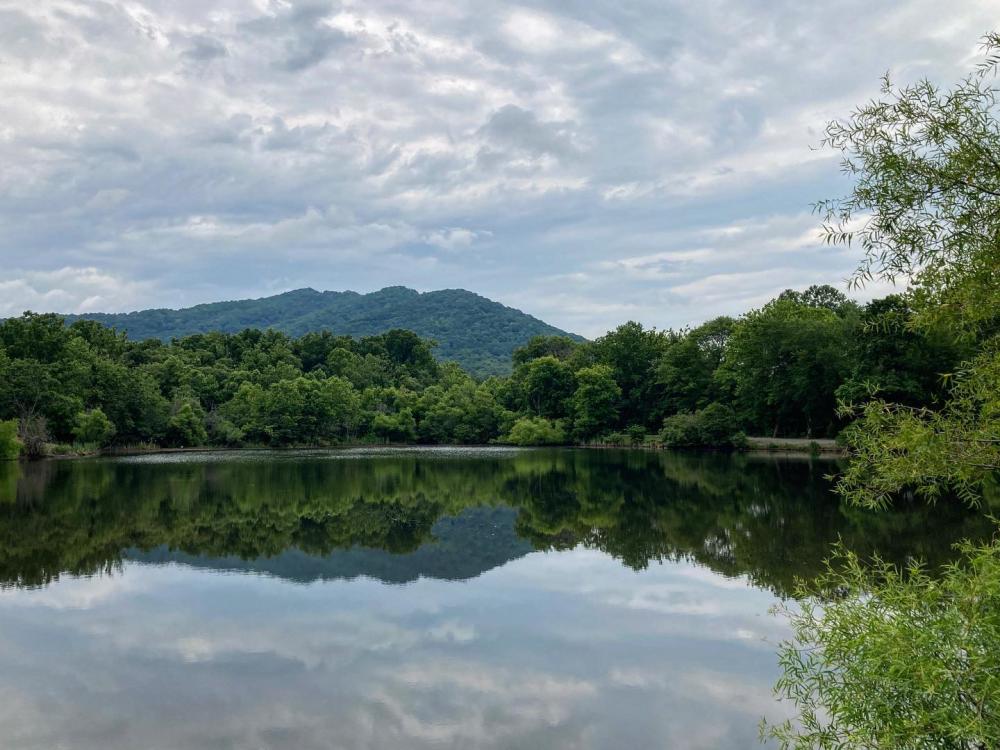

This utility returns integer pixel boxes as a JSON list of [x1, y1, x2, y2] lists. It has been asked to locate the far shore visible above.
[[8, 437, 847, 462], [742, 436, 845, 455]]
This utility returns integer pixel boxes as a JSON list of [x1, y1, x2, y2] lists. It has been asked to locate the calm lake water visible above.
[[0, 447, 990, 750]]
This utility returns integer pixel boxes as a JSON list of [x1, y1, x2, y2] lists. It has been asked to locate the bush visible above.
[[763, 538, 1000, 749], [72, 408, 116, 446], [206, 411, 244, 446], [17, 416, 49, 458], [504, 416, 567, 446], [0, 420, 22, 460], [658, 412, 703, 447], [659, 403, 741, 448], [372, 408, 417, 443], [625, 425, 647, 445], [166, 402, 208, 447]]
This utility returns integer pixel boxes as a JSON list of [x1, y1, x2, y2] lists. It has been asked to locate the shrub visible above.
[[72, 408, 116, 446], [504, 416, 567, 446], [625, 425, 647, 445], [206, 411, 244, 446], [659, 403, 741, 448], [0, 420, 22, 460], [166, 402, 208, 447], [372, 408, 417, 443], [763, 538, 1000, 749], [658, 412, 703, 447], [17, 415, 49, 458], [49, 442, 99, 456]]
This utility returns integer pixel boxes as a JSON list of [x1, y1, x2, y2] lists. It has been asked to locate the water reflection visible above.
[[0, 448, 989, 595], [0, 449, 992, 750]]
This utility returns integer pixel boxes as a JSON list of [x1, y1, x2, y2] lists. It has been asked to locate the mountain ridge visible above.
[[63, 286, 583, 376]]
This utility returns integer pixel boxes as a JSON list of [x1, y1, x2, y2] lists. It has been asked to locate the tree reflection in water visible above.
[[0, 448, 991, 595]]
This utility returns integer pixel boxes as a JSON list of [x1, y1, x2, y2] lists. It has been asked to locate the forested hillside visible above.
[[63, 286, 582, 377]]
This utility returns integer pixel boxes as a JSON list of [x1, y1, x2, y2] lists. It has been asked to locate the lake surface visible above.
[[0, 447, 990, 750]]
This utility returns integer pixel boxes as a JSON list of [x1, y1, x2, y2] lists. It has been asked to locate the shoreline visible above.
[[742, 436, 844, 455], [10, 436, 847, 462]]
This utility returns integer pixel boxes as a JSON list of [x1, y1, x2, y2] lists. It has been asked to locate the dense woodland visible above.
[[0, 283, 965, 457]]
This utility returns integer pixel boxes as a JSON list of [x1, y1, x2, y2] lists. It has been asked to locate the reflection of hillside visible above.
[[0, 450, 992, 595], [128, 507, 533, 584]]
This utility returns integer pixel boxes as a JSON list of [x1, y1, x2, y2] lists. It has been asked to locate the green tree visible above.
[[255, 377, 360, 445], [656, 316, 734, 416], [0, 359, 83, 437], [836, 295, 964, 410], [764, 541, 1000, 749], [659, 402, 741, 448], [517, 356, 576, 419], [777, 284, 854, 313], [504, 416, 566, 446], [571, 365, 621, 440], [326, 347, 390, 390], [720, 296, 852, 438], [167, 401, 208, 447], [512, 335, 578, 366], [372, 408, 417, 443], [223, 382, 267, 443], [72, 408, 116, 446], [584, 322, 672, 428], [816, 35, 1000, 505], [765, 32, 1000, 750], [372, 329, 440, 384], [0, 312, 71, 362]]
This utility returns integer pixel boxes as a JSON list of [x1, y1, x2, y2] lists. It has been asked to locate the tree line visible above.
[[0, 282, 964, 457], [0, 286, 968, 456]]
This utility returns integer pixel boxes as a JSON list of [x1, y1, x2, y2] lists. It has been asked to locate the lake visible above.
[[0, 447, 989, 749]]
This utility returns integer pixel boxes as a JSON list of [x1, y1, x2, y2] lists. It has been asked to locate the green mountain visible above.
[[64, 286, 583, 376]]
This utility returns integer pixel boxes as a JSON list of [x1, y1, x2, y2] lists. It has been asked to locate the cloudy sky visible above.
[[1, 1, 997, 336]]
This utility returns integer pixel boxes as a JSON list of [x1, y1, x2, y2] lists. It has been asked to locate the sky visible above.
[[1, 1, 997, 337]]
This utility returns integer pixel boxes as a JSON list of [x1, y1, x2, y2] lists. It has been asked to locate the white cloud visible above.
[[0, 0, 993, 332], [0, 267, 155, 317], [423, 226, 489, 250]]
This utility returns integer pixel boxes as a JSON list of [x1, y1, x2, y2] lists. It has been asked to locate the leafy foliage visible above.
[[837, 340, 1000, 508], [720, 296, 854, 438], [572, 365, 621, 440], [659, 403, 743, 448], [656, 316, 734, 415], [763, 539, 1000, 749], [817, 34, 1000, 507], [766, 32, 1000, 750], [0, 276, 968, 454], [72, 408, 116, 446], [503, 416, 567, 445], [0, 420, 21, 460]]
